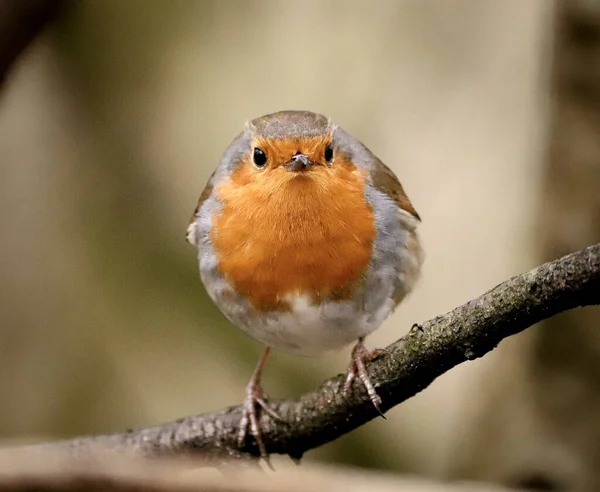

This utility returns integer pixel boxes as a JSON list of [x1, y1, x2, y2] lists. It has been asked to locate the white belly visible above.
[[211, 290, 396, 356]]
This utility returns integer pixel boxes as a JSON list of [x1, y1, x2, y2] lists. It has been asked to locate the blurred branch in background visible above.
[[0, 455, 514, 492], [5, 243, 598, 463], [0, 0, 62, 86]]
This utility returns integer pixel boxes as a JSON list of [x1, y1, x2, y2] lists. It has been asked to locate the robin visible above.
[[187, 110, 423, 458]]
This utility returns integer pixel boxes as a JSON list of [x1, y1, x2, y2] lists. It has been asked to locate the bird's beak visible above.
[[285, 153, 314, 172]]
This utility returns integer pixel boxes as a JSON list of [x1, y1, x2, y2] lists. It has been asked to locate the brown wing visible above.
[[369, 158, 421, 221]]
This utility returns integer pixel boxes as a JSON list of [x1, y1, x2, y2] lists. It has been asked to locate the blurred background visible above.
[[1, 1, 599, 491]]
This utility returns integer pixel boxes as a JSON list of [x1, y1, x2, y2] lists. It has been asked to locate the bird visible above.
[[186, 110, 423, 459]]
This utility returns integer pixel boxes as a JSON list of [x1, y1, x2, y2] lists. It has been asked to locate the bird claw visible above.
[[343, 339, 386, 418], [237, 379, 283, 469]]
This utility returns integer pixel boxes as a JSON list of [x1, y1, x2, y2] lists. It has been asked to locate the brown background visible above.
[[1, 1, 599, 491]]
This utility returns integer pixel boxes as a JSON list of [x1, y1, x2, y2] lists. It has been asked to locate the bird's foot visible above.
[[238, 378, 284, 467], [343, 338, 386, 417]]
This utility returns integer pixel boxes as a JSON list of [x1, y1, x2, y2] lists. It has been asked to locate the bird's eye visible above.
[[324, 144, 334, 163], [253, 147, 267, 167]]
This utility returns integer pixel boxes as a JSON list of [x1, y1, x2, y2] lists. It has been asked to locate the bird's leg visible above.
[[238, 347, 283, 462], [343, 337, 386, 416]]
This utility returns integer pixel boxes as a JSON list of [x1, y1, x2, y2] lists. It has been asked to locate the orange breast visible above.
[[212, 156, 375, 311]]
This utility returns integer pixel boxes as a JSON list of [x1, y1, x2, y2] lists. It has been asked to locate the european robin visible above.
[[187, 110, 423, 459]]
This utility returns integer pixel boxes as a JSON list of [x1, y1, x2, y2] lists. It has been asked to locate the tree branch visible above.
[[10, 243, 600, 462], [0, 0, 63, 87]]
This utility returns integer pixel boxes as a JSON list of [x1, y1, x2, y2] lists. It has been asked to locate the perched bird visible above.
[[187, 110, 423, 458]]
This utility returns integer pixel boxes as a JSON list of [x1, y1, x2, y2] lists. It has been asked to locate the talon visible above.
[[255, 396, 286, 423], [344, 337, 386, 418], [343, 370, 356, 395], [368, 347, 388, 360], [410, 323, 424, 333], [237, 347, 283, 467]]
